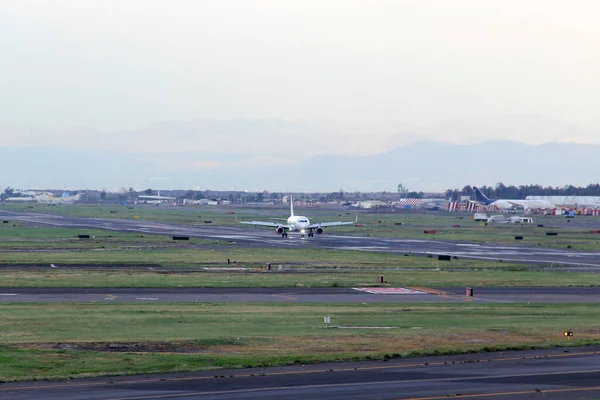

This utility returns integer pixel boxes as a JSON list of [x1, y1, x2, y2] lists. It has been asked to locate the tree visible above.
[[1, 187, 14, 200], [397, 184, 408, 199]]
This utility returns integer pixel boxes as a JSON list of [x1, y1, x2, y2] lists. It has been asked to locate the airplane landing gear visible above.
[[281, 232, 288, 237]]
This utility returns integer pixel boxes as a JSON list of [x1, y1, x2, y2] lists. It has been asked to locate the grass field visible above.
[[0, 245, 525, 268], [0, 226, 228, 250], [0, 302, 598, 381], [2, 269, 600, 288], [1, 223, 599, 288]]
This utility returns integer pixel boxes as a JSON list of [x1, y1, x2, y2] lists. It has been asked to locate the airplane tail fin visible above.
[[289, 195, 294, 217], [473, 187, 493, 205]]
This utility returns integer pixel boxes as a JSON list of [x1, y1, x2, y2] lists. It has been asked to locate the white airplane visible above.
[[474, 187, 554, 211], [237, 196, 358, 238], [5, 196, 36, 202], [35, 192, 83, 204]]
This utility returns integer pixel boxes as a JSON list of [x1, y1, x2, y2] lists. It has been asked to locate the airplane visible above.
[[237, 196, 358, 238], [35, 191, 83, 204], [5, 196, 36, 202], [473, 187, 554, 211]]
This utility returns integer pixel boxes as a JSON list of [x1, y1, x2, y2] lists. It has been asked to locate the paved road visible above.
[[2, 347, 600, 399], [2, 286, 600, 303], [2, 210, 600, 267]]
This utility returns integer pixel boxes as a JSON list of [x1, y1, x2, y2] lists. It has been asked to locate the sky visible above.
[[2, 0, 599, 131], [1, 1, 600, 190]]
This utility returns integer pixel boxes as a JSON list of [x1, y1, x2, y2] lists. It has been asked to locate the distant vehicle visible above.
[[473, 212, 488, 221], [486, 215, 506, 223], [237, 196, 357, 238], [485, 215, 532, 224], [508, 216, 533, 224], [474, 187, 554, 211]]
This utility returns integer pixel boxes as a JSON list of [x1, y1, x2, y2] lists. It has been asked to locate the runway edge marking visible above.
[[401, 384, 600, 400], [408, 287, 448, 296], [352, 287, 426, 295]]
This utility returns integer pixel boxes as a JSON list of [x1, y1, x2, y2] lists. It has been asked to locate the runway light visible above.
[[564, 331, 573, 337]]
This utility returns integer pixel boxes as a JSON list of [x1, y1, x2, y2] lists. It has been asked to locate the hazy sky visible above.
[[2, 0, 599, 133]]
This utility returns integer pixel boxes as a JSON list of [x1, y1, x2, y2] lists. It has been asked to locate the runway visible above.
[[3, 346, 600, 399], [2, 210, 600, 268], [2, 286, 600, 303]]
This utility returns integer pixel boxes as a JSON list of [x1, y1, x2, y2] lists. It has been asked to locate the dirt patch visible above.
[[23, 341, 219, 353]]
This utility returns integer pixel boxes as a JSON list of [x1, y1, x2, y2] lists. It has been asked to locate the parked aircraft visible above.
[[35, 192, 83, 204], [474, 187, 554, 211], [5, 196, 36, 202], [6, 191, 82, 204], [237, 196, 357, 238]]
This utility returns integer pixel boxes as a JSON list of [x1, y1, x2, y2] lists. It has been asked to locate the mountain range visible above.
[[1, 115, 599, 192], [1, 141, 598, 193]]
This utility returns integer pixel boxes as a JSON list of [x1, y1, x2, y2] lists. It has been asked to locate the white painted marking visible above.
[[336, 246, 391, 251], [0, 293, 18, 296], [353, 287, 426, 295], [135, 297, 159, 301], [203, 267, 247, 271]]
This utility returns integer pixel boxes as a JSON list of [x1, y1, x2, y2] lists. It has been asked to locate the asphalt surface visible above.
[[2, 286, 600, 303], [2, 347, 600, 399], [2, 210, 600, 268]]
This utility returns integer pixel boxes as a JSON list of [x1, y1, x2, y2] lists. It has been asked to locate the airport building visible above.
[[526, 196, 600, 207]]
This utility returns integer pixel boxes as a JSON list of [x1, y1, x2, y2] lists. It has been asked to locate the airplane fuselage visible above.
[[286, 215, 310, 233], [490, 199, 554, 210]]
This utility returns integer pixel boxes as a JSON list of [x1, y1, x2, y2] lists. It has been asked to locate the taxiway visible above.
[[2, 286, 600, 303]]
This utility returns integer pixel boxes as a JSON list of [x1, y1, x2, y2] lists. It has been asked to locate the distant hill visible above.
[[2, 141, 599, 192], [230, 141, 600, 192]]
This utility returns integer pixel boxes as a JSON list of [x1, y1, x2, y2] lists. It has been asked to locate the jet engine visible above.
[[315, 227, 323, 235], [275, 227, 284, 234]]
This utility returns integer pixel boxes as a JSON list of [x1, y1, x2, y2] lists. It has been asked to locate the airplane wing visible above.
[[237, 220, 291, 229], [308, 215, 358, 229], [506, 201, 527, 208]]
